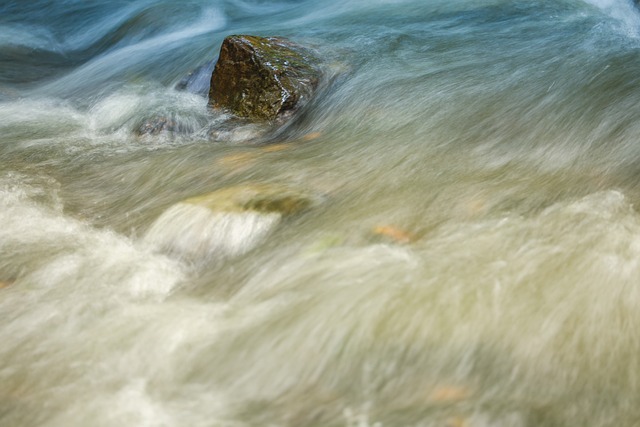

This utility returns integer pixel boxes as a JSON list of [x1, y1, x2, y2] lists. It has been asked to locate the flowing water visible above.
[[2, 0, 640, 426]]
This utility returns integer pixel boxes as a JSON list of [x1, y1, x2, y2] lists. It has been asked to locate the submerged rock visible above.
[[184, 184, 312, 215], [372, 225, 415, 244], [209, 35, 321, 122], [135, 116, 177, 136], [144, 184, 314, 263]]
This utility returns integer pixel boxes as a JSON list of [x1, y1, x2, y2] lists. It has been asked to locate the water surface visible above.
[[2, 1, 640, 426]]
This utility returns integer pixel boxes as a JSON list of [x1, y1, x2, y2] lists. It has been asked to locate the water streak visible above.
[[3, 1, 640, 426]]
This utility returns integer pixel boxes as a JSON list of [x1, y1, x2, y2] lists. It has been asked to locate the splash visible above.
[[583, 0, 640, 38]]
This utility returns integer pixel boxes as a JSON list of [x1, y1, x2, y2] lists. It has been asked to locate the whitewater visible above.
[[2, 1, 640, 426]]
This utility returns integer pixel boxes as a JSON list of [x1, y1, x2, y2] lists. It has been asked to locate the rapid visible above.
[[2, 0, 640, 426]]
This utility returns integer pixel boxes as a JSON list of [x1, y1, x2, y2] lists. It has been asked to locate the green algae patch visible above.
[[183, 184, 314, 215]]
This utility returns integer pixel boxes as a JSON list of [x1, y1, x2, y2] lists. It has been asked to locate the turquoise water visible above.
[[3, 1, 640, 426]]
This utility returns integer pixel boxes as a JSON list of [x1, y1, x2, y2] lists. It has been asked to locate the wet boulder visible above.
[[144, 184, 315, 263], [208, 35, 321, 122]]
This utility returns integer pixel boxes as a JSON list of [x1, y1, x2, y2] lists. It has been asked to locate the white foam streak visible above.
[[0, 24, 60, 51], [0, 179, 185, 300], [583, 0, 640, 38], [144, 203, 281, 263], [42, 8, 225, 93]]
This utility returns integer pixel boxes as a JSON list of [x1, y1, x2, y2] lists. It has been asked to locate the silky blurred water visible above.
[[2, 0, 640, 426]]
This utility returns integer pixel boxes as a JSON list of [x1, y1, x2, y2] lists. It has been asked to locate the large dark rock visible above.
[[209, 35, 321, 122]]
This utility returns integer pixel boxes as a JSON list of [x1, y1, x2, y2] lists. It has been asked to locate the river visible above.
[[2, 0, 640, 426]]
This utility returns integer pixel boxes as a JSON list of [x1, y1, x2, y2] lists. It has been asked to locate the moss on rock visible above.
[[208, 35, 321, 121], [183, 183, 313, 215]]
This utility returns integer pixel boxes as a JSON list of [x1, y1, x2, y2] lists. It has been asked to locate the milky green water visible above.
[[3, 1, 640, 426]]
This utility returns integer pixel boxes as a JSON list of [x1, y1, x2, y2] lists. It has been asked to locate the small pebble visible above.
[[372, 225, 414, 244]]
